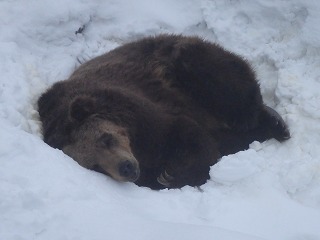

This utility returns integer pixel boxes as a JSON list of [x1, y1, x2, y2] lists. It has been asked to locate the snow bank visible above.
[[1, 0, 320, 239]]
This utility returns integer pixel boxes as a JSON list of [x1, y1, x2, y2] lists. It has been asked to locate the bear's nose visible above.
[[118, 160, 139, 181]]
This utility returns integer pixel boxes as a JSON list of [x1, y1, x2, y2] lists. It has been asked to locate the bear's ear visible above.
[[69, 96, 96, 122]]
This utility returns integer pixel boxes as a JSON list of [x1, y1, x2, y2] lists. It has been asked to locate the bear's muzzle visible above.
[[118, 160, 140, 182]]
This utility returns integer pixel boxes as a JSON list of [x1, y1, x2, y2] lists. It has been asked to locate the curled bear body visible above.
[[38, 35, 290, 189]]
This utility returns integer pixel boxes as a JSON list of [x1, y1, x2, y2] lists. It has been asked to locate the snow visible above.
[[1, 0, 320, 239]]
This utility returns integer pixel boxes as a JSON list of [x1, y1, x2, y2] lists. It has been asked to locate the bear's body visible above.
[[38, 35, 290, 189]]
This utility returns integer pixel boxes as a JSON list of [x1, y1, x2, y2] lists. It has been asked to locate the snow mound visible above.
[[1, 0, 320, 239]]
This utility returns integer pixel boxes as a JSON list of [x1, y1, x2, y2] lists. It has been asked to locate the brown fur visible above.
[[38, 35, 290, 189]]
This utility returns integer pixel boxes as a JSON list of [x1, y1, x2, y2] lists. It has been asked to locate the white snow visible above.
[[1, 0, 320, 239]]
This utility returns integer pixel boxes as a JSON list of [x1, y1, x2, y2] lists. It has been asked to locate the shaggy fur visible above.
[[38, 35, 290, 189]]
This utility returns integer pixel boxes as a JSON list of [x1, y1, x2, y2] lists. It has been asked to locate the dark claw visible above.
[[264, 105, 291, 141], [157, 170, 174, 187], [263, 105, 285, 126]]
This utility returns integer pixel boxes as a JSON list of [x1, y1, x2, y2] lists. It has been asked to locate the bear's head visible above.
[[62, 96, 140, 183]]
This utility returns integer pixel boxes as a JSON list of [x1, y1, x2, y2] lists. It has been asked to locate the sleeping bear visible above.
[[38, 35, 290, 189]]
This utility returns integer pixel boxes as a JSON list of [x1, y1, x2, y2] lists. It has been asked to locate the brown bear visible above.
[[38, 34, 290, 189]]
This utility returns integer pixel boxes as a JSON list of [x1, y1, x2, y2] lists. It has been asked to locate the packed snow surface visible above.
[[1, 0, 320, 239]]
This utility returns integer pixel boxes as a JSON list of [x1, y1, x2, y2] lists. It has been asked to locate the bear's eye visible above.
[[97, 133, 116, 148]]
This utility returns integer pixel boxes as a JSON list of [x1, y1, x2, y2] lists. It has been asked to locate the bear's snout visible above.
[[118, 160, 140, 182]]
